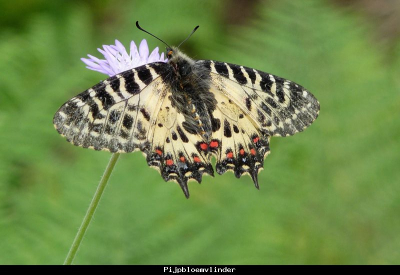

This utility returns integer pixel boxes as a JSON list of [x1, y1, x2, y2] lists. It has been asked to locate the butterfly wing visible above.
[[195, 60, 320, 186], [54, 57, 319, 197], [54, 62, 169, 152], [53, 62, 213, 197], [145, 92, 214, 197]]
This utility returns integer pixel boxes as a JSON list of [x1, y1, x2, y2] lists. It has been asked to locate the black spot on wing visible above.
[[104, 125, 113, 135], [95, 86, 115, 110], [274, 77, 286, 103], [119, 129, 129, 139], [223, 119, 232, 138], [140, 108, 150, 121], [245, 97, 252, 111], [108, 75, 120, 91], [259, 72, 274, 97], [214, 62, 229, 77], [89, 103, 99, 120], [177, 126, 189, 143], [135, 121, 146, 140], [78, 90, 90, 102], [123, 114, 133, 129], [109, 110, 121, 124], [229, 64, 247, 84], [122, 71, 140, 95], [257, 109, 266, 124], [245, 67, 256, 84], [211, 118, 221, 132], [137, 67, 153, 85], [266, 97, 278, 109]]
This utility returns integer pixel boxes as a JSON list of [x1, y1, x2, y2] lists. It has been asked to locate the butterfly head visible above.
[[166, 47, 194, 78], [166, 47, 174, 59], [135, 21, 198, 78]]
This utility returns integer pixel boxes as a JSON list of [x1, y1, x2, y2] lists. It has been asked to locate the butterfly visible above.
[[53, 25, 320, 198]]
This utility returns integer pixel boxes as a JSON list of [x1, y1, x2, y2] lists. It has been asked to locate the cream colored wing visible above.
[[145, 93, 214, 198]]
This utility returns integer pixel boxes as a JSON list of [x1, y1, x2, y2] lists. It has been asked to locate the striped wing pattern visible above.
[[53, 62, 214, 197], [202, 60, 320, 137], [54, 59, 319, 198], [53, 63, 170, 153], [196, 60, 319, 186]]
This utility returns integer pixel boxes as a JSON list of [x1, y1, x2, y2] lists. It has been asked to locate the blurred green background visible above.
[[0, 0, 399, 265]]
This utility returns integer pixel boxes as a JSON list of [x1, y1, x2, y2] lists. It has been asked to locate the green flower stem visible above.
[[64, 153, 120, 265]]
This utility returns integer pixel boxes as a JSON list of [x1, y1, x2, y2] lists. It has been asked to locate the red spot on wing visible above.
[[156, 149, 162, 156], [210, 140, 219, 148], [226, 152, 233, 159], [166, 159, 174, 166], [250, 148, 256, 155], [239, 149, 245, 155], [193, 156, 201, 163], [253, 136, 259, 143], [200, 143, 208, 150]]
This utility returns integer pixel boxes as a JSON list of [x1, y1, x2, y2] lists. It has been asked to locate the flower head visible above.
[[81, 39, 168, 77]]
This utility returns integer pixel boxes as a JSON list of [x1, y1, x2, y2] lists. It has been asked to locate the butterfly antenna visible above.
[[136, 21, 171, 49], [177, 25, 199, 48]]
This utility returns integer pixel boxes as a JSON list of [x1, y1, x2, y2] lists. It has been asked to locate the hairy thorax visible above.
[[167, 48, 218, 141]]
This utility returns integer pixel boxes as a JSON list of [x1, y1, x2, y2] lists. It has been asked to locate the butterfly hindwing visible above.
[[145, 94, 214, 197], [207, 82, 269, 187]]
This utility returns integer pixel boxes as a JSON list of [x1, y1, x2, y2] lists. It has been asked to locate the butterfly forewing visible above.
[[53, 63, 169, 153], [199, 60, 319, 137]]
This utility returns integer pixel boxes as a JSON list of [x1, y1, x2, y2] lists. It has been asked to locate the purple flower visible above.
[[81, 39, 168, 77]]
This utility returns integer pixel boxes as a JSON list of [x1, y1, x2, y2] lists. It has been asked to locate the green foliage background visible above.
[[0, 0, 399, 264]]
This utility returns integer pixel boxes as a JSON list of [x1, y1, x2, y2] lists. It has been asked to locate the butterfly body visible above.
[[165, 47, 217, 141], [54, 47, 319, 198]]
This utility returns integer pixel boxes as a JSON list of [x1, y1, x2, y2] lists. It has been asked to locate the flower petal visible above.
[[82, 38, 167, 76], [101, 47, 120, 75], [114, 40, 131, 62], [129, 41, 139, 65], [148, 47, 161, 63], [160, 52, 166, 62], [139, 39, 149, 64]]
